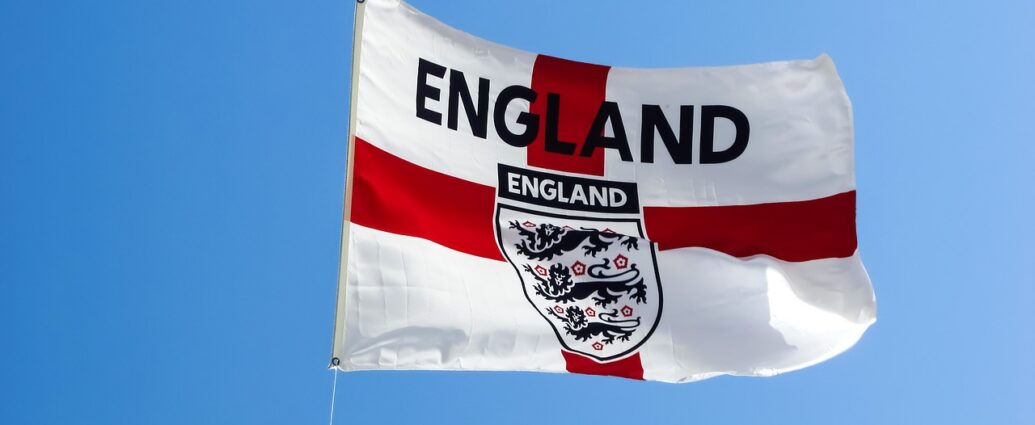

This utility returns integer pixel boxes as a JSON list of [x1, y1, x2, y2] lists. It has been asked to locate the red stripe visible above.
[[349, 138, 855, 263], [350, 137, 504, 261], [643, 191, 858, 262], [526, 55, 610, 176], [562, 351, 644, 380], [524, 54, 639, 377]]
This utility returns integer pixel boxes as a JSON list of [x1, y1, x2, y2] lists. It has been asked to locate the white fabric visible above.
[[340, 224, 873, 381]]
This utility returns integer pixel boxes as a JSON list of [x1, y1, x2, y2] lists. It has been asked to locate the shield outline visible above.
[[494, 203, 664, 362]]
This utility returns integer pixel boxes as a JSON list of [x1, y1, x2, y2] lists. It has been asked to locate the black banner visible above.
[[497, 164, 640, 214]]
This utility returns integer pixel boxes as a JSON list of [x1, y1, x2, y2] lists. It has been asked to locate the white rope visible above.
[[328, 366, 339, 425]]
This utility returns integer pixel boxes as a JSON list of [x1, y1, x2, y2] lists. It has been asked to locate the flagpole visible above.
[[328, 2, 367, 424], [330, 0, 367, 371]]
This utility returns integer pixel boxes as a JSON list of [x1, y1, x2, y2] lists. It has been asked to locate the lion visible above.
[[509, 221, 639, 261]]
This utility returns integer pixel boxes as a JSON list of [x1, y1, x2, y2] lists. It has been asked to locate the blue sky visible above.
[[1, 0, 1032, 423]]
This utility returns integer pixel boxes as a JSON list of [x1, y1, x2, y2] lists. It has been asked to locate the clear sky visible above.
[[1, 0, 1032, 423]]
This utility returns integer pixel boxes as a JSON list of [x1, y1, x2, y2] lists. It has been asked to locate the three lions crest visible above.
[[496, 206, 663, 362]]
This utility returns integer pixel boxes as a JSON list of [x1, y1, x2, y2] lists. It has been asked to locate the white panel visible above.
[[341, 224, 567, 373], [640, 248, 875, 382], [341, 221, 875, 382]]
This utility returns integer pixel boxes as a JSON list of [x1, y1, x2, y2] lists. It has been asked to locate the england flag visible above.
[[330, 0, 876, 383]]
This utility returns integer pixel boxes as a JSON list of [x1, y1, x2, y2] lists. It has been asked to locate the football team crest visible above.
[[495, 165, 663, 361]]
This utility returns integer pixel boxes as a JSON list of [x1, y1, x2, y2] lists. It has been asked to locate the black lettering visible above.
[[416, 58, 446, 125], [493, 85, 539, 147], [580, 101, 632, 161], [700, 105, 750, 164], [447, 70, 490, 138], [497, 164, 639, 214], [641, 105, 693, 164], [544, 93, 577, 155]]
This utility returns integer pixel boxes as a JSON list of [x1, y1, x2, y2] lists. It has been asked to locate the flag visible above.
[[330, 0, 876, 383]]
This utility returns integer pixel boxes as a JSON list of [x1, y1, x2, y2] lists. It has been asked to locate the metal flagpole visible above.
[[329, 0, 367, 423]]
